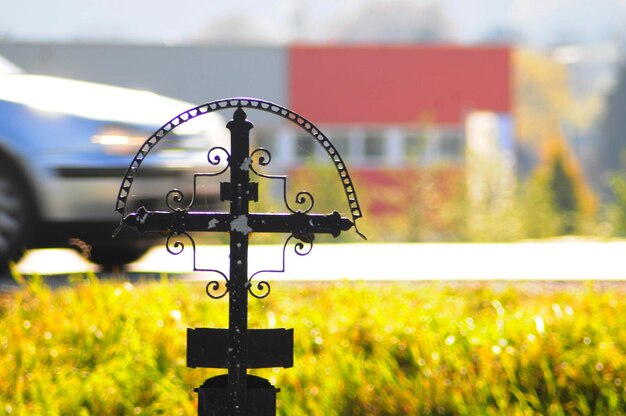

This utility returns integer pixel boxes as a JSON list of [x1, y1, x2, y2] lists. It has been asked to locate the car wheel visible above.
[[0, 164, 34, 271], [88, 244, 148, 269]]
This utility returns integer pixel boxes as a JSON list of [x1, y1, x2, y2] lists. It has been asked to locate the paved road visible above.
[[11, 240, 626, 281]]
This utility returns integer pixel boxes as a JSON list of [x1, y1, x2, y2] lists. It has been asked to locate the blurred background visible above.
[[3, 0, 626, 246], [6, 3, 626, 414]]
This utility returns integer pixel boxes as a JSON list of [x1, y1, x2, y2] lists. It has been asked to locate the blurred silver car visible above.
[[0, 65, 227, 269]]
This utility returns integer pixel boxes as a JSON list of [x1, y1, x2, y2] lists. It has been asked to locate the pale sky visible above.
[[1, 0, 625, 48]]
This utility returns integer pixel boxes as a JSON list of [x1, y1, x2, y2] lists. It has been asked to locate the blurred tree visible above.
[[331, 0, 454, 43], [594, 64, 626, 189], [550, 153, 578, 217], [532, 136, 597, 234], [514, 48, 602, 187]]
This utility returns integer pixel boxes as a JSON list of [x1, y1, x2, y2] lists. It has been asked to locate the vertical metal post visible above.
[[226, 107, 253, 415]]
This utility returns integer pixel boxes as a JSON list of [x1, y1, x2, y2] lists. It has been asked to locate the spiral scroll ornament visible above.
[[166, 189, 189, 212], [207, 146, 231, 173]]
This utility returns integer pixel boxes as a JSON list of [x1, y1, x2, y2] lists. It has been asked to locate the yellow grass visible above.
[[2, 275, 626, 415]]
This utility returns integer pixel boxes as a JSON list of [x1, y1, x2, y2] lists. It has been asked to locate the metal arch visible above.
[[114, 97, 364, 236]]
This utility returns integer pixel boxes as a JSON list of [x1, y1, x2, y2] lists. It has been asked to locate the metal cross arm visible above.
[[123, 207, 355, 238]]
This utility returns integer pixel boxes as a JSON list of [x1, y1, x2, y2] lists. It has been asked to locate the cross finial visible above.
[[227, 106, 253, 132], [233, 106, 246, 122]]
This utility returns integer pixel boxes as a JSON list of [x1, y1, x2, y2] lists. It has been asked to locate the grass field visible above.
[[1, 274, 626, 415]]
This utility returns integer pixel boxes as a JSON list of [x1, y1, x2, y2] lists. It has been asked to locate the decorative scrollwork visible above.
[[165, 231, 229, 299], [207, 146, 231, 174], [166, 189, 189, 212], [249, 147, 315, 215], [248, 279, 271, 299], [293, 191, 314, 214], [163, 147, 230, 212], [250, 148, 271, 168], [115, 98, 364, 238], [206, 279, 229, 299], [247, 234, 314, 299], [293, 236, 314, 256], [166, 231, 189, 255]]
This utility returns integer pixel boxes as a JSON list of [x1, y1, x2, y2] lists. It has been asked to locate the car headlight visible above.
[[91, 126, 148, 155]]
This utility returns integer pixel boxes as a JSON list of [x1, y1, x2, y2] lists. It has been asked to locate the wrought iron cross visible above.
[[114, 99, 364, 415]]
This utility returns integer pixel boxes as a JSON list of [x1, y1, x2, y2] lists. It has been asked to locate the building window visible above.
[[404, 131, 427, 164], [439, 131, 464, 163], [364, 133, 384, 163], [295, 134, 315, 161], [404, 129, 464, 165]]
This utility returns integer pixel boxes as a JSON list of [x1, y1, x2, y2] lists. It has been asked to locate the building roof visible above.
[[289, 45, 511, 126]]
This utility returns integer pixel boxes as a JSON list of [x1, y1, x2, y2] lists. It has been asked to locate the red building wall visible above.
[[289, 45, 511, 126]]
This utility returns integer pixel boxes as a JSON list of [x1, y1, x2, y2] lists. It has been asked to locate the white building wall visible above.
[[385, 128, 404, 166]]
